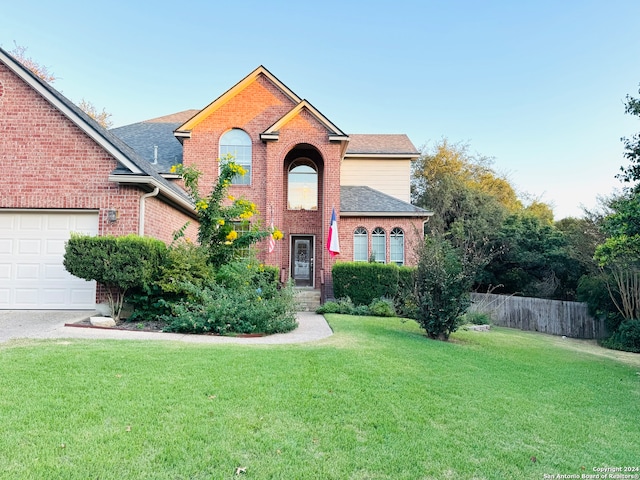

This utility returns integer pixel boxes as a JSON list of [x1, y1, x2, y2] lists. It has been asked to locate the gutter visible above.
[[108, 174, 197, 218], [138, 187, 160, 236], [340, 211, 433, 217]]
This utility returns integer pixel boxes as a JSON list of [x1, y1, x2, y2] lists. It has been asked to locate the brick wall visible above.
[[143, 196, 200, 244], [338, 217, 425, 266]]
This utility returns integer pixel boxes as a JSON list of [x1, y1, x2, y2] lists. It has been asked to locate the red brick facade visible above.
[[0, 64, 196, 245], [178, 70, 425, 294]]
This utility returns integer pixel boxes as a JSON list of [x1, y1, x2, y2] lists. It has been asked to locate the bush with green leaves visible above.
[[332, 262, 399, 306], [316, 297, 396, 318], [415, 234, 476, 340], [394, 266, 418, 318], [127, 241, 216, 322], [64, 234, 166, 321], [172, 155, 282, 266], [162, 259, 297, 335], [600, 319, 640, 353], [458, 312, 491, 325]]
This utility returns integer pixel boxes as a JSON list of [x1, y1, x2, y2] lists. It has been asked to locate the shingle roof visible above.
[[346, 134, 419, 156], [340, 186, 432, 217], [111, 120, 185, 172]]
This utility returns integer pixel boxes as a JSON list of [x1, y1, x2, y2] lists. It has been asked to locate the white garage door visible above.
[[0, 211, 99, 309]]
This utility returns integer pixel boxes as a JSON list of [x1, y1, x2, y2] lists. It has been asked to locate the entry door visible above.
[[291, 236, 314, 287]]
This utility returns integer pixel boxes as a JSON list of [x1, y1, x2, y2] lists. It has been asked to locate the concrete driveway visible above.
[[0, 310, 333, 344]]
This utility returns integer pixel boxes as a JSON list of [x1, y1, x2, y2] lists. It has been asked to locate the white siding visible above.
[[340, 158, 411, 202]]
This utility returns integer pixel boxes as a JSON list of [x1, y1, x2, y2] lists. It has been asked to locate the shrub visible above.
[[316, 297, 356, 315], [64, 234, 166, 321], [161, 259, 296, 335], [368, 298, 396, 317], [128, 242, 215, 322], [332, 262, 399, 305], [459, 312, 491, 325], [415, 235, 475, 340], [316, 297, 396, 318], [394, 266, 418, 318], [162, 280, 297, 335], [600, 319, 640, 353]]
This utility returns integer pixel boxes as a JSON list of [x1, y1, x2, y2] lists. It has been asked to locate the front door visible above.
[[291, 236, 314, 287]]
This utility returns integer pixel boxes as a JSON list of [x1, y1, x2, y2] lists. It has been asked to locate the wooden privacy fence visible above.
[[469, 293, 608, 339]]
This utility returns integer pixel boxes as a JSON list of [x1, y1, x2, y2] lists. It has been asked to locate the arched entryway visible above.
[[282, 145, 324, 288]]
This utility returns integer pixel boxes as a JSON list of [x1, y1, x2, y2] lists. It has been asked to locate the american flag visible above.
[[268, 221, 275, 253]]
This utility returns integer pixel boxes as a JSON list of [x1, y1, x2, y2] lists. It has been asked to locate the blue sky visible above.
[[3, 0, 640, 219]]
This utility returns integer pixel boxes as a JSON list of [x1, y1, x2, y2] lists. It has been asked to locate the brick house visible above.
[[0, 47, 199, 309], [113, 66, 431, 300], [0, 47, 430, 310]]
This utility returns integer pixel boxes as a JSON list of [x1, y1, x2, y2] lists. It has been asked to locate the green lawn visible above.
[[0, 315, 638, 479]]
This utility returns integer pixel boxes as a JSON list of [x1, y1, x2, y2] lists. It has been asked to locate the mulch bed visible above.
[[65, 319, 266, 337]]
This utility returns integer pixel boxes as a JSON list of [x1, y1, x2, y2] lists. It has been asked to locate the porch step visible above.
[[295, 289, 321, 312]]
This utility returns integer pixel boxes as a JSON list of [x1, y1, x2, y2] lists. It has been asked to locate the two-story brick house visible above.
[[1, 46, 429, 309], [113, 66, 431, 299]]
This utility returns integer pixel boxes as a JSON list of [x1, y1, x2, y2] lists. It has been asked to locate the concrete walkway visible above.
[[0, 310, 333, 345]]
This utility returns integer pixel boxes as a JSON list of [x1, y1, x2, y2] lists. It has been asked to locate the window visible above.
[[288, 160, 318, 210], [390, 227, 404, 266], [220, 129, 251, 185], [353, 227, 368, 261], [371, 227, 386, 263]]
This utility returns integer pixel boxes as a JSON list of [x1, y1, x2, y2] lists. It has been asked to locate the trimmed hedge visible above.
[[332, 262, 400, 306], [64, 234, 166, 320]]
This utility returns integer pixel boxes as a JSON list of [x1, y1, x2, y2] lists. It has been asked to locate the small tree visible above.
[[594, 234, 640, 321], [414, 235, 477, 340], [171, 155, 282, 266], [64, 234, 166, 321]]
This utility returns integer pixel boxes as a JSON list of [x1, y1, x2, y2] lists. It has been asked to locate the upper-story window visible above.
[[372, 227, 386, 263], [390, 227, 404, 266], [220, 129, 251, 185], [288, 159, 318, 210], [353, 227, 368, 262]]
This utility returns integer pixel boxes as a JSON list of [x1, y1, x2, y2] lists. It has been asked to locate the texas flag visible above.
[[326, 208, 340, 257]]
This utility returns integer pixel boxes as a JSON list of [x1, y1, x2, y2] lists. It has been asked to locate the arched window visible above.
[[353, 227, 368, 262], [219, 129, 251, 185], [288, 159, 318, 210], [390, 227, 404, 266], [372, 227, 386, 263]]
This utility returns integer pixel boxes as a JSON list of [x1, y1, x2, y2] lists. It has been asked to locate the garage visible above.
[[0, 211, 99, 309]]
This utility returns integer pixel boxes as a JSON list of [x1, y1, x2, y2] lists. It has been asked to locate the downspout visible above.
[[139, 187, 160, 236]]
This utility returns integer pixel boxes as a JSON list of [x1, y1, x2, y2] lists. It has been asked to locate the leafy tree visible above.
[[412, 139, 520, 239], [594, 233, 640, 321], [482, 212, 577, 299], [172, 155, 282, 266], [617, 85, 640, 190], [414, 234, 480, 340]]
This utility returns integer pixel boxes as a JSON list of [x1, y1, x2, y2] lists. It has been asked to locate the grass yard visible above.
[[0, 315, 638, 479]]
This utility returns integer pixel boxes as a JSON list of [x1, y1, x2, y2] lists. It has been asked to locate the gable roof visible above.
[[0, 47, 196, 216], [175, 66, 301, 138], [340, 186, 432, 217], [260, 99, 348, 142]]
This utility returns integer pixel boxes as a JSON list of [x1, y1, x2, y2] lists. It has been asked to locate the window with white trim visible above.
[[353, 227, 368, 262], [371, 227, 386, 263], [390, 227, 404, 266], [219, 129, 251, 185]]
